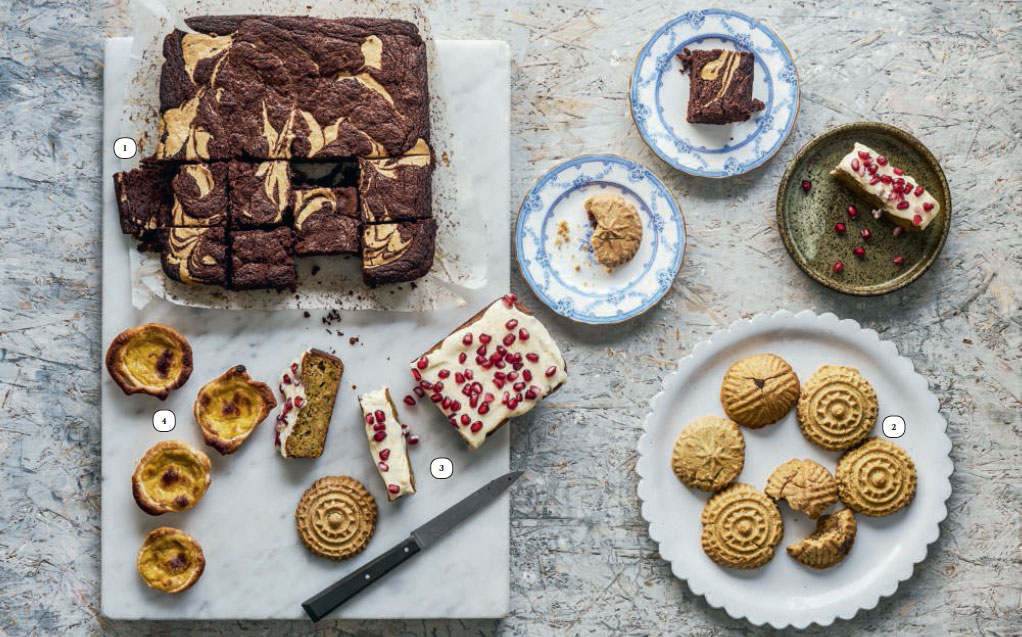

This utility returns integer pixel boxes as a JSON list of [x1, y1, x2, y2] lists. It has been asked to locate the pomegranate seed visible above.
[[413, 386, 425, 397], [912, 215, 923, 226], [897, 201, 909, 210], [868, 164, 878, 175], [860, 228, 871, 241], [876, 155, 887, 166], [493, 378, 505, 389], [923, 202, 934, 212], [518, 328, 530, 341], [442, 397, 452, 409], [464, 369, 473, 380], [494, 371, 506, 381], [430, 393, 442, 403], [417, 356, 428, 370], [374, 431, 386, 442], [404, 427, 412, 436], [404, 395, 415, 405], [366, 413, 375, 425], [893, 226, 904, 237], [438, 369, 450, 379], [401, 423, 409, 430], [478, 404, 489, 415], [505, 319, 518, 330], [525, 388, 538, 400], [294, 396, 304, 408], [479, 333, 491, 344], [513, 381, 526, 392], [526, 353, 539, 363], [495, 359, 506, 369], [892, 167, 904, 175], [833, 261, 844, 273], [282, 375, 291, 385], [291, 363, 299, 374], [379, 448, 391, 460], [433, 382, 444, 392], [484, 392, 495, 403], [523, 369, 533, 382], [507, 371, 519, 381], [462, 333, 473, 346], [373, 423, 386, 432], [851, 158, 860, 171], [388, 485, 400, 494], [469, 395, 478, 408], [893, 256, 905, 265], [470, 422, 483, 433], [503, 334, 516, 347], [459, 352, 467, 364], [378, 462, 389, 472], [471, 382, 483, 394], [853, 247, 866, 259], [502, 294, 517, 307], [460, 414, 470, 425], [858, 150, 870, 160], [455, 372, 465, 384], [869, 176, 881, 185], [411, 368, 421, 381], [451, 400, 461, 412], [801, 179, 811, 193], [508, 398, 519, 410], [419, 379, 432, 390], [914, 185, 924, 196], [408, 435, 420, 445], [834, 222, 846, 235], [881, 175, 893, 184], [847, 205, 858, 219], [545, 366, 557, 377], [375, 410, 385, 422]]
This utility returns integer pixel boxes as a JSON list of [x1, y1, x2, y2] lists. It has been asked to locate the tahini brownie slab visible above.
[[357, 151, 433, 224], [155, 16, 430, 161], [170, 163, 228, 226], [230, 227, 296, 291], [361, 218, 436, 287], [228, 161, 291, 229], [113, 165, 176, 240], [158, 227, 229, 286], [292, 187, 361, 256], [677, 48, 765, 124]]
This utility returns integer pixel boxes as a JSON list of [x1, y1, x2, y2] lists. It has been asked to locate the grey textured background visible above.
[[1, 0, 1020, 635]]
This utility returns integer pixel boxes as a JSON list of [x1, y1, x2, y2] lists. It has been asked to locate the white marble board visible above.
[[101, 38, 512, 620]]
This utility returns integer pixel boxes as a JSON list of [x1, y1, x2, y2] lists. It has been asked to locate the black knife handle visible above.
[[302, 536, 422, 622]]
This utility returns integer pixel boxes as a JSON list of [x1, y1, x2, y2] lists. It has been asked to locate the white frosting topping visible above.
[[359, 387, 414, 500], [412, 296, 567, 450], [833, 142, 941, 230], [274, 354, 308, 458]]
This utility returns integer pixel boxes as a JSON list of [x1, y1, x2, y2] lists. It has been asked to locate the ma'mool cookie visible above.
[[362, 218, 436, 287], [274, 349, 344, 459], [359, 387, 416, 501], [412, 295, 568, 450], [677, 48, 765, 125], [830, 142, 942, 231], [292, 187, 361, 256], [671, 416, 745, 492], [229, 161, 291, 228], [787, 508, 857, 569], [358, 150, 433, 224], [836, 438, 917, 517], [113, 165, 175, 241], [170, 163, 228, 226], [720, 353, 800, 428], [229, 227, 296, 291], [159, 227, 229, 286], [797, 365, 877, 451], [765, 458, 838, 519], [193, 365, 276, 455], [701, 483, 783, 569], [136, 527, 206, 593], [295, 476, 377, 560], [584, 194, 643, 270], [105, 323, 193, 399], [131, 440, 211, 515]]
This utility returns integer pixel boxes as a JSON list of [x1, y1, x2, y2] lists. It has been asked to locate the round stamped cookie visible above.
[[787, 508, 857, 569], [701, 483, 783, 569], [836, 439, 917, 517], [671, 416, 745, 492], [720, 353, 799, 428], [764, 458, 838, 519], [296, 476, 377, 560], [797, 365, 877, 451]]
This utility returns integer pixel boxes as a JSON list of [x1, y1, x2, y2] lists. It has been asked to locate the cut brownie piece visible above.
[[361, 218, 437, 287], [358, 387, 415, 501], [830, 142, 942, 231], [171, 163, 228, 226], [230, 227, 296, 291], [411, 294, 568, 450], [358, 153, 433, 224], [677, 48, 765, 124], [229, 161, 291, 228], [113, 165, 175, 240], [159, 227, 229, 286], [292, 187, 361, 256], [274, 348, 344, 459]]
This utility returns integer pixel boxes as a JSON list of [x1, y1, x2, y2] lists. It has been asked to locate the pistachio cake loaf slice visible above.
[[274, 349, 344, 458]]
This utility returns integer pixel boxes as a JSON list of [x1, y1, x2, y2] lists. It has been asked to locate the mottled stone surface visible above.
[[1, 0, 1019, 635]]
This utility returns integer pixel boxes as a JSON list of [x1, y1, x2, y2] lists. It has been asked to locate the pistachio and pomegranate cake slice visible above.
[[411, 295, 567, 450], [274, 349, 344, 459], [359, 387, 415, 501], [830, 142, 941, 231]]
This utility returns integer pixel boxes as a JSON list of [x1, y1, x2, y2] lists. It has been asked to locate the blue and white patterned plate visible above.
[[516, 155, 685, 324], [630, 9, 800, 178]]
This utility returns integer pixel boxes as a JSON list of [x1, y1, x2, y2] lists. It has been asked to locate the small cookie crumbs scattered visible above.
[[555, 220, 571, 246]]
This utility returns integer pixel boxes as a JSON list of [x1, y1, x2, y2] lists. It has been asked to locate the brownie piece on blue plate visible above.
[[677, 48, 765, 125]]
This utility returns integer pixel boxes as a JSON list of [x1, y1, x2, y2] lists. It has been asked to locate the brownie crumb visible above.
[[349, 336, 359, 345], [303, 311, 311, 318]]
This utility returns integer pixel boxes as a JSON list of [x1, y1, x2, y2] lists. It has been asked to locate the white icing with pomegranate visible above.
[[832, 142, 941, 230], [274, 354, 308, 458], [359, 387, 415, 500], [411, 295, 568, 450]]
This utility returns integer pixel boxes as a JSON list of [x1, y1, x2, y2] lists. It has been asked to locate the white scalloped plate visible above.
[[636, 310, 952, 629]]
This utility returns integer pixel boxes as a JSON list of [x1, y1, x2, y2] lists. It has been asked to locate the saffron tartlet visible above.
[[131, 440, 212, 516], [136, 527, 206, 593], [105, 323, 192, 400], [194, 365, 276, 455]]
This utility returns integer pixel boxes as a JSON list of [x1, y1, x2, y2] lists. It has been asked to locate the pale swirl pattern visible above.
[[701, 483, 783, 569], [797, 365, 877, 451], [836, 439, 917, 517], [296, 476, 377, 560]]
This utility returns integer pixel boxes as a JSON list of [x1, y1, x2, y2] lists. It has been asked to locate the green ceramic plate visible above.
[[777, 122, 951, 295]]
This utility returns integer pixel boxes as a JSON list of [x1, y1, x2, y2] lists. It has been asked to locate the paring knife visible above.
[[302, 470, 524, 622]]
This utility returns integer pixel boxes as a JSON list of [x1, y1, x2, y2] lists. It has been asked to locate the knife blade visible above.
[[301, 470, 523, 622]]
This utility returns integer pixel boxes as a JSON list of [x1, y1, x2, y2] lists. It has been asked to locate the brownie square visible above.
[[159, 227, 228, 286], [361, 218, 436, 287], [230, 227, 296, 291], [677, 48, 765, 124], [170, 163, 228, 226], [113, 165, 175, 240], [229, 161, 291, 228], [292, 187, 361, 256], [357, 154, 433, 224]]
